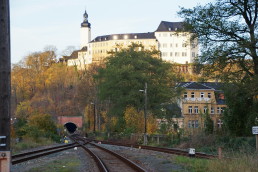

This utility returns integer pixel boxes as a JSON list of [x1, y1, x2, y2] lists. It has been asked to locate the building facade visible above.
[[177, 82, 226, 134], [63, 11, 198, 69]]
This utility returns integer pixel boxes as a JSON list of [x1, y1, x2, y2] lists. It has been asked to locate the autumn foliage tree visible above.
[[179, 0, 258, 136], [95, 44, 180, 132]]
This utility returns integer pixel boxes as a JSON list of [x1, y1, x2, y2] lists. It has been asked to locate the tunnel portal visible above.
[[64, 122, 78, 134]]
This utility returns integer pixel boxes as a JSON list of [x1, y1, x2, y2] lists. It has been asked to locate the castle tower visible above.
[[80, 10, 91, 48]]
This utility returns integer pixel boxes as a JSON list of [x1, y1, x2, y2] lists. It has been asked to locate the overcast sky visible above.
[[10, 0, 213, 63]]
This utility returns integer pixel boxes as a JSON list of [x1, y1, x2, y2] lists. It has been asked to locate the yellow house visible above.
[[177, 82, 226, 133]]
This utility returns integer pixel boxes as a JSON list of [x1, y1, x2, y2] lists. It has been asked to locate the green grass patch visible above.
[[175, 156, 209, 172], [11, 137, 56, 154], [175, 153, 258, 172], [26, 154, 81, 172]]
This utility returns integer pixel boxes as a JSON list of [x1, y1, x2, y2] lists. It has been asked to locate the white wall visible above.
[[80, 27, 91, 48], [155, 32, 198, 64]]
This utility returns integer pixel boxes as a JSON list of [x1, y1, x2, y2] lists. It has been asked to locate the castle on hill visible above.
[[62, 11, 198, 70]]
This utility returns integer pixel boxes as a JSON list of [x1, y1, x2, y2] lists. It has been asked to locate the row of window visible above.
[[188, 119, 223, 128], [184, 92, 211, 98], [90, 40, 154, 48], [159, 43, 196, 48], [89, 49, 108, 55], [188, 106, 225, 114], [158, 32, 188, 37], [188, 120, 199, 128], [162, 52, 196, 57]]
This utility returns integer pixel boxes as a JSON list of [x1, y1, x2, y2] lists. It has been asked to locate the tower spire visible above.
[[80, 10, 91, 48], [81, 10, 91, 28]]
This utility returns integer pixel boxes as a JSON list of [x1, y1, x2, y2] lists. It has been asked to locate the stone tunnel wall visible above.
[[57, 116, 83, 128]]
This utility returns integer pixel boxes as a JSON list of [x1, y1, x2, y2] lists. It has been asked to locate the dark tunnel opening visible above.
[[64, 122, 77, 134]]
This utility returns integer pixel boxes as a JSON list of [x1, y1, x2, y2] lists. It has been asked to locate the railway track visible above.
[[71, 135, 147, 172], [88, 138, 217, 159], [12, 142, 79, 165]]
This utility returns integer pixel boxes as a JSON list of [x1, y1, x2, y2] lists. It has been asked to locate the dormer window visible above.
[[191, 92, 195, 98], [175, 28, 177, 31], [168, 27, 171, 31], [134, 35, 137, 39], [124, 35, 128, 39], [113, 35, 118, 40], [184, 92, 187, 98], [105, 37, 107, 40]]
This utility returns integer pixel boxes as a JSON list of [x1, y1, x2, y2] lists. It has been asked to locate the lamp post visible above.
[[140, 82, 148, 145]]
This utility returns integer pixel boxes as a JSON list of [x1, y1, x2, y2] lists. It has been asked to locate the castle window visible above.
[[188, 120, 199, 128], [182, 52, 187, 56], [195, 120, 199, 128], [192, 52, 196, 58], [170, 43, 173, 47], [211, 107, 214, 114], [194, 106, 199, 114], [175, 43, 178, 47], [204, 106, 208, 113], [221, 107, 225, 113], [217, 107, 221, 114], [188, 121, 192, 128], [162, 52, 168, 57], [188, 106, 192, 114], [170, 52, 173, 57], [163, 43, 167, 48], [217, 119, 223, 128], [191, 92, 195, 98], [184, 92, 187, 98], [208, 93, 211, 98], [191, 43, 196, 48], [200, 92, 204, 98]]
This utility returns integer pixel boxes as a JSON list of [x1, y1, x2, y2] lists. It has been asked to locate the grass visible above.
[[175, 156, 209, 172], [174, 152, 258, 172], [26, 155, 81, 172], [11, 137, 56, 154], [208, 153, 258, 172]]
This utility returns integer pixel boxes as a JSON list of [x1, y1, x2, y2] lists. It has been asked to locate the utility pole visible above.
[[91, 103, 96, 133], [0, 0, 11, 171], [140, 83, 148, 145]]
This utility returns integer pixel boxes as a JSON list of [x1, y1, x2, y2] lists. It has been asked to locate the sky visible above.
[[10, 0, 213, 64]]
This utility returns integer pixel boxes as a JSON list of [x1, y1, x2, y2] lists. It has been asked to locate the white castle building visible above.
[[63, 11, 198, 69]]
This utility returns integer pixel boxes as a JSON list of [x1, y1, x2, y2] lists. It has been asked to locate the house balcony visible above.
[[182, 97, 212, 103]]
